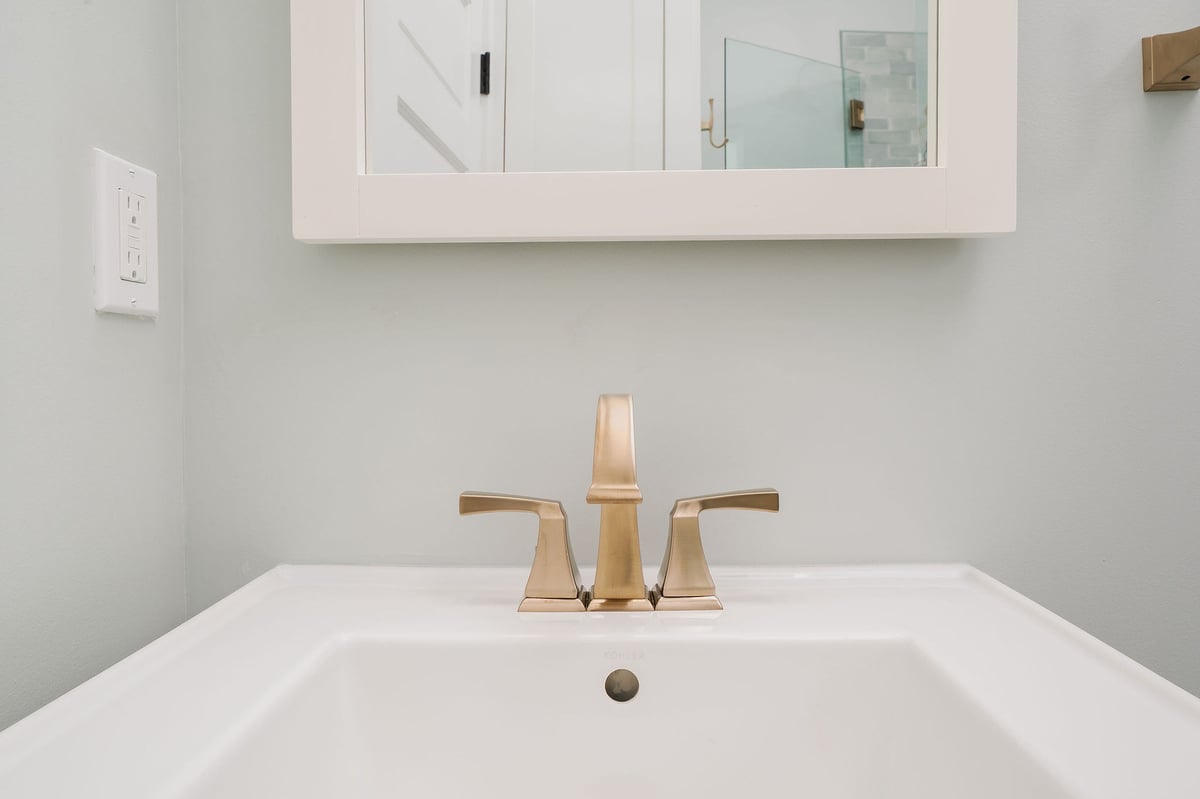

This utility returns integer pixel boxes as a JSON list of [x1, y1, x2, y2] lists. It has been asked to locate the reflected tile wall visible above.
[[840, 31, 928, 167]]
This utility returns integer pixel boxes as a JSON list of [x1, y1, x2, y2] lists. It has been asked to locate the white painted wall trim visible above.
[[664, 0, 702, 171]]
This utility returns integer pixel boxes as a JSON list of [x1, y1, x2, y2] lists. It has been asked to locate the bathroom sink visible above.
[[1, 566, 1198, 797]]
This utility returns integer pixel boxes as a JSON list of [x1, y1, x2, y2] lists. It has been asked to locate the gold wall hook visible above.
[[1143, 26, 1200, 91], [702, 98, 730, 149], [460, 492, 588, 611], [651, 489, 780, 611]]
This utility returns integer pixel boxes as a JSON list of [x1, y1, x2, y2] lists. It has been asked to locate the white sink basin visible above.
[[1, 565, 1198, 797]]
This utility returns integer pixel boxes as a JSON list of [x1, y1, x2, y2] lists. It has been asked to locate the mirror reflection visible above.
[[364, 1, 934, 174]]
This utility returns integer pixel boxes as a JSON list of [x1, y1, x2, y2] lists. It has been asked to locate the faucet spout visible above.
[[587, 394, 642, 504], [587, 395, 653, 611]]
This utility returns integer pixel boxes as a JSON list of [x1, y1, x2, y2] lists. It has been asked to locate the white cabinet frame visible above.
[[291, 0, 1016, 243]]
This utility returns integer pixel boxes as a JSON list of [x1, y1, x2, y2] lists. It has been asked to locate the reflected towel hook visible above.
[[702, 98, 729, 149]]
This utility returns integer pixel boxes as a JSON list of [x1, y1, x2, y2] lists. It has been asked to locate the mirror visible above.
[[364, 0, 935, 175], [291, 0, 1015, 242]]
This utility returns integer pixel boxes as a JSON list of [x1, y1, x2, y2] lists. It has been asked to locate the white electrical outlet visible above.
[[94, 149, 158, 317], [118, 188, 148, 284]]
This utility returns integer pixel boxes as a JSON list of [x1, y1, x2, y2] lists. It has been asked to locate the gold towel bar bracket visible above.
[[1142, 26, 1200, 92]]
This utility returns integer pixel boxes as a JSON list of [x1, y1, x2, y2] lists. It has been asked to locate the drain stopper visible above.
[[605, 669, 639, 702]]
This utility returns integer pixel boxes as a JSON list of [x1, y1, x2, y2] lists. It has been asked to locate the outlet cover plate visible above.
[[93, 149, 158, 318]]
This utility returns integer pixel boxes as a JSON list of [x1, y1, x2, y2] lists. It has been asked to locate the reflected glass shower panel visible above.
[[913, 32, 930, 161], [724, 40, 857, 170]]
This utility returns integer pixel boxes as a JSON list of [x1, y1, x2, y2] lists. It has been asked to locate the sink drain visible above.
[[605, 669, 639, 702]]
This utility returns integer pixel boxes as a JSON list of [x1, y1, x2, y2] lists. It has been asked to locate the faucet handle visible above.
[[459, 492, 588, 612], [651, 489, 780, 611]]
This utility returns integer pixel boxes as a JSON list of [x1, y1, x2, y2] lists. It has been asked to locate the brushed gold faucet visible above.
[[459, 394, 779, 612], [586, 394, 654, 611]]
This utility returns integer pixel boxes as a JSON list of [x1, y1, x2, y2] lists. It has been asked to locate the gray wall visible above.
[[175, 0, 1191, 702], [0, 1, 186, 729]]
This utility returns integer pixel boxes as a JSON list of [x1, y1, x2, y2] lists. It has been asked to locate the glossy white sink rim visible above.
[[1, 565, 1198, 797]]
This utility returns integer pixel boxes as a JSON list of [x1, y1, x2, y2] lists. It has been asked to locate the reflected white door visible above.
[[365, 0, 502, 173], [504, 0, 665, 172]]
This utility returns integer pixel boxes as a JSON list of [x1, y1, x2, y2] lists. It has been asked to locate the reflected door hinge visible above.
[[849, 99, 865, 130]]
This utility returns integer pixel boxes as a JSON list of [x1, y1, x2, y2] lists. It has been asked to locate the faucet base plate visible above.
[[649, 587, 723, 612], [586, 596, 654, 612], [518, 590, 591, 613]]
